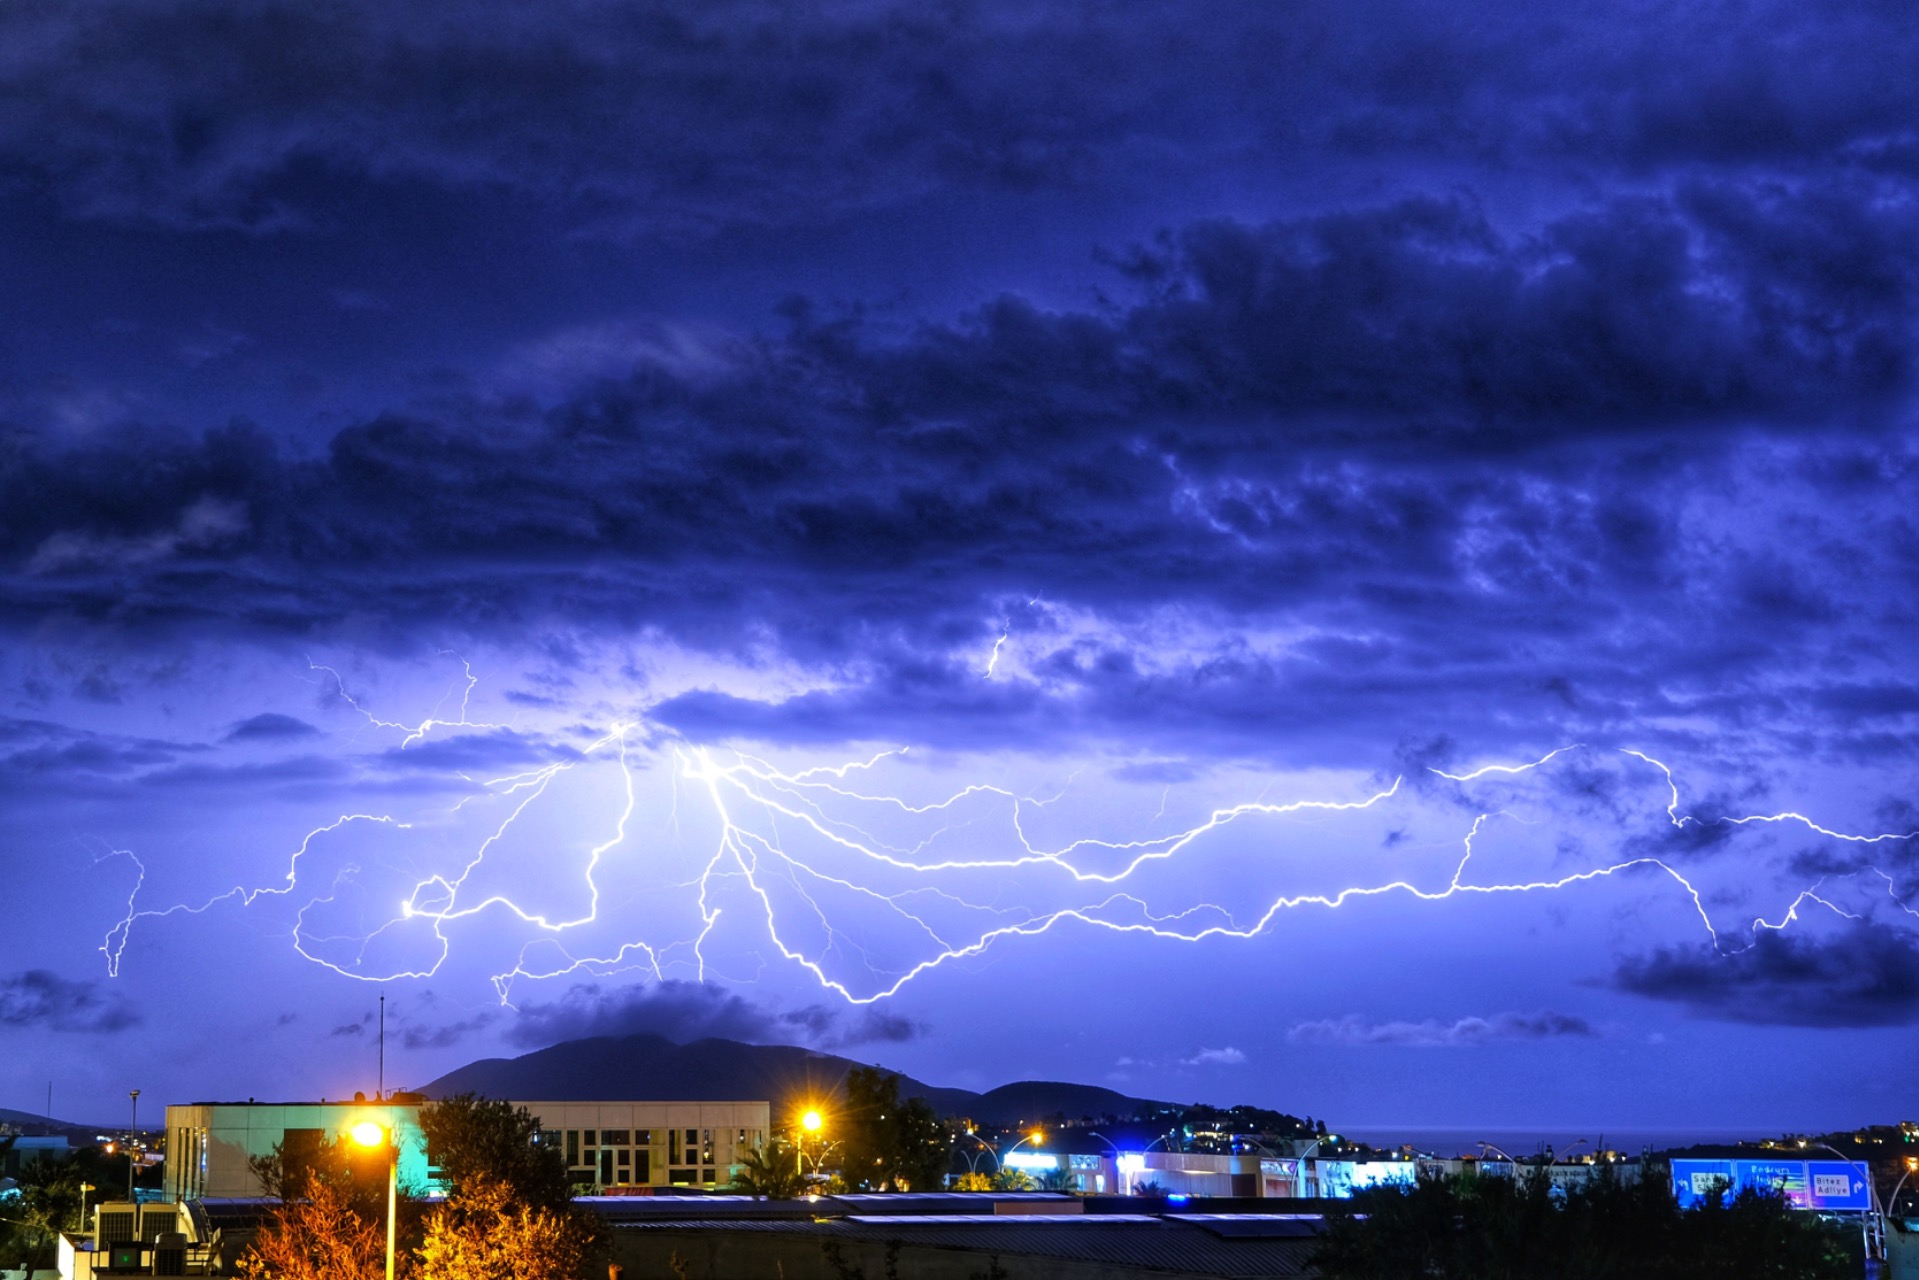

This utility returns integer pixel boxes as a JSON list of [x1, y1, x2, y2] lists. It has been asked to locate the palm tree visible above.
[[727, 1140, 807, 1200]]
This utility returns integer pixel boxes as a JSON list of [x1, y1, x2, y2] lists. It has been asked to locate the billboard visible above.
[[1670, 1159, 1872, 1211]]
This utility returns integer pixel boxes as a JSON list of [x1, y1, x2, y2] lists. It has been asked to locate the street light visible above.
[[795, 1108, 829, 1179], [957, 1129, 1000, 1177], [1086, 1133, 1126, 1195], [1806, 1141, 1885, 1263], [1887, 1157, 1919, 1221], [127, 1091, 140, 1203], [1295, 1136, 1337, 1198], [349, 1120, 398, 1280]]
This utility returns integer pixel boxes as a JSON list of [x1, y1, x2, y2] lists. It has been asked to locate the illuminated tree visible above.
[[239, 1177, 392, 1280], [416, 1176, 597, 1280], [417, 1094, 570, 1210]]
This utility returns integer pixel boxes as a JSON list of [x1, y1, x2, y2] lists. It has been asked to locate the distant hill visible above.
[[0, 1105, 97, 1136], [420, 1034, 1169, 1125]]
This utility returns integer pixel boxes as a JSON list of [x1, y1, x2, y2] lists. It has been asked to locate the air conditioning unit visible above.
[[95, 1202, 139, 1249], [139, 1204, 180, 1242], [150, 1230, 187, 1276]]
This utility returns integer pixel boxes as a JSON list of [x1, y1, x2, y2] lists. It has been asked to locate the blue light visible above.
[[1167, 1193, 1189, 1203]]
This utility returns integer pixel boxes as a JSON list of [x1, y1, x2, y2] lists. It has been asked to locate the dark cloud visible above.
[[371, 729, 578, 773], [0, 970, 140, 1033], [0, 175, 1909, 774], [0, 719, 198, 792], [400, 1014, 497, 1052], [5, 0, 1919, 237], [1287, 1011, 1598, 1047], [1611, 923, 1919, 1028], [224, 712, 320, 742], [507, 980, 923, 1051]]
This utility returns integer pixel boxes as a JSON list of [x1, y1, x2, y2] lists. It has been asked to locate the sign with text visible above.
[[1670, 1159, 1871, 1211]]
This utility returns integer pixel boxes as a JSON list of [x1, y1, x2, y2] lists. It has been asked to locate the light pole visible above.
[[957, 1130, 1000, 1177], [1294, 1136, 1336, 1198], [798, 1109, 824, 1178], [1887, 1157, 1919, 1221], [127, 1090, 140, 1203], [1087, 1133, 1124, 1195], [1807, 1141, 1885, 1263], [349, 1120, 398, 1280]]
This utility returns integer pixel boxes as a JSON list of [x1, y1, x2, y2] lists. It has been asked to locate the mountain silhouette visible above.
[[420, 1034, 1167, 1125]]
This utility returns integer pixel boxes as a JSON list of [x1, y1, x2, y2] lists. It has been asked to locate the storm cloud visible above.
[[0, 970, 140, 1034], [506, 981, 923, 1051], [1611, 924, 1919, 1028]]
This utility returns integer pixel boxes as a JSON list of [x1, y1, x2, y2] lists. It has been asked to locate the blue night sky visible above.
[[2, 0, 1915, 1132]]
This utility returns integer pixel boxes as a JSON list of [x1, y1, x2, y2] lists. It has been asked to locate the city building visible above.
[[162, 1097, 770, 1200]]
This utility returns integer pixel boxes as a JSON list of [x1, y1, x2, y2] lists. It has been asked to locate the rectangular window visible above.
[[669, 1167, 696, 1185], [634, 1151, 650, 1183], [699, 1129, 714, 1164], [702, 1167, 716, 1184], [669, 1130, 681, 1163], [600, 1150, 613, 1185], [583, 1131, 596, 1146], [635, 1129, 650, 1146], [602, 1130, 630, 1146], [567, 1131, 579, 1166], [617, 1150, 629, 1167]]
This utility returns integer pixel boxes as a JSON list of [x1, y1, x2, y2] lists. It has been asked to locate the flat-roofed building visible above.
[[163, 1097, 769, 1201]]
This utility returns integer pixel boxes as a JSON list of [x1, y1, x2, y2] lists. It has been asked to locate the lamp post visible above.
[[1087, 1132, 1125, 1195], [798, 1109, 824, 1177], [1294, 1136, 1334, 1199], [127, 1090, 140, 1203], [350, 1120, 398, 1280], [957, 1129, 1000, 1177], [1887, 1157, 1919, 1222], [1807, 1141, 1885, 1264]]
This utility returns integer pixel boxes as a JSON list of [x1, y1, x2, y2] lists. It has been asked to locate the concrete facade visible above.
[[163, 1098, 770, 1201]]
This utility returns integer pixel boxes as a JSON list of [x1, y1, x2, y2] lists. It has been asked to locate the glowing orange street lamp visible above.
[[349, 1120, 398, 1280], [797, 1108, 825, 1176]]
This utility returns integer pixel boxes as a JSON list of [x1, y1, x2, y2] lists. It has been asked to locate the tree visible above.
[[10, 1157, 84, 1272], [248, 1133, 396, 1225], [836, 1069, 954, 1192], [416, 1176, 597, 1280], [240, 1176, 391, 1280], [727, 1140, 807, 1200], [1311, 1166, 1858, 1280], [417, 1094, 570, 1210]]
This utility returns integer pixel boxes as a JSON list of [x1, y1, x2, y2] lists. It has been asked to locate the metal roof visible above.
[[614, 1213, 1323, 1277]]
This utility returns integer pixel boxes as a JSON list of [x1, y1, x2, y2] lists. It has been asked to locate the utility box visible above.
[[150, 1230, 187, 1276]]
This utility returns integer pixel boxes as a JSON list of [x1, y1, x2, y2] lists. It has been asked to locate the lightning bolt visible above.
[[95, 664, 1919, 1014]]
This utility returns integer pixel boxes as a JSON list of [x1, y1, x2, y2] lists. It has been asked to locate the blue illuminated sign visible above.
[[1670, 1159, 1871, 1211]]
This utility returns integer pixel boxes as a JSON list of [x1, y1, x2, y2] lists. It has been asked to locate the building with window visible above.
[[162, 1097, 769, 1201]]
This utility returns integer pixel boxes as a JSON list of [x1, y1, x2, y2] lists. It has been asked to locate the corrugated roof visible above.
[[615, 1214, 1322, 1277]]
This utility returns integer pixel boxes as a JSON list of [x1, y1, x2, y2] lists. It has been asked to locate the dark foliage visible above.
[[417, 1093, 572, 1210], [1311, 1165, 1859, 1280], [836, 1067, 953, 1192]]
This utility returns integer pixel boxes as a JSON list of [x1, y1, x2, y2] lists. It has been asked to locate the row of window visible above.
[[542, 1127, 763, 1180]]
